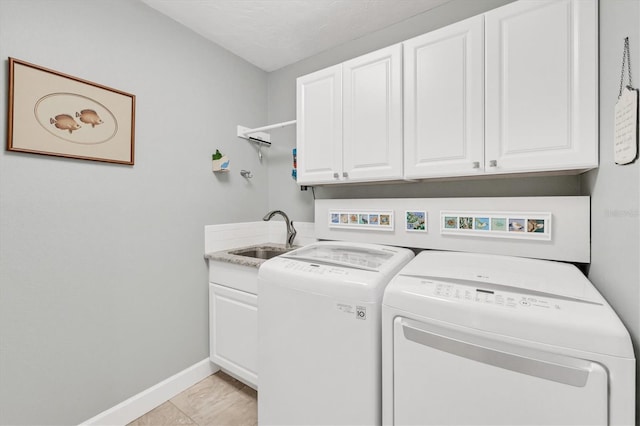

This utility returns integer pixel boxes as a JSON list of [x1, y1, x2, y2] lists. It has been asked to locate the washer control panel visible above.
[[431, 282, 562, 311], [280, 259, 350, 276]]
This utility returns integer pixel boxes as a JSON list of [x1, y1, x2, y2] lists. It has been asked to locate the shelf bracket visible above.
[[237, 125, 271, 146], [236, 120, 296, 146]]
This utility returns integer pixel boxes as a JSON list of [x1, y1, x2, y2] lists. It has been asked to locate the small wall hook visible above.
[[240, 170, 253, 179]]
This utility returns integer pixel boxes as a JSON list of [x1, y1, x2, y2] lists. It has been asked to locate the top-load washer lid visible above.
[[384, 251, 634, 358], [259, 241, 414, 302], [284, 243, 395, 271]]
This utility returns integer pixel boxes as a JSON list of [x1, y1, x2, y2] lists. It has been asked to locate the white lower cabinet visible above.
[[209, 282, 258, 389]]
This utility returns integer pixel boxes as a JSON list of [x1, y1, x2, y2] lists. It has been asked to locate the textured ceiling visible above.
[[141, 0, 452, 72]]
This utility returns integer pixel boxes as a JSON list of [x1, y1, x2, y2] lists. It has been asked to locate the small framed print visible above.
[[509, 218, 526, 232], [459, 217, 473, 230], [491, 217, 507, 231], [474, 217, 490, 231], [444, 216, 458, 229], [405, 211, 427, 232], [329, 210, 394, 231]]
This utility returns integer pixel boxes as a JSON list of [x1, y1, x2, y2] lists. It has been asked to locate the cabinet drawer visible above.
[[208, 259, 258, 294]]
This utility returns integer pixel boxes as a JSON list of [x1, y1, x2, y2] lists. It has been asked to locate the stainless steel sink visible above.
[[229, 246, 292, 260]]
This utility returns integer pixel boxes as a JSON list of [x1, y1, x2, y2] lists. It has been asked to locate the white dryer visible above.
[[382, 251, 635, 426], [258, 241, 414, 425]]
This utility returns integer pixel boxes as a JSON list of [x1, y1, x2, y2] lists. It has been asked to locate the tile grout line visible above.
[[167, 399, 200, 426]]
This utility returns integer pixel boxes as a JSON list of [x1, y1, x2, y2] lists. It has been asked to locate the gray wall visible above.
[[582, 0, 640, 420], [0, 1, 268, 424], [266, 0, 587, 223]]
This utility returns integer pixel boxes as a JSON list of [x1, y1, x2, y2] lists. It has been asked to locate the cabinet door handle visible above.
[[472, 161, 480, 169], [342, 172, 349, 178], [489, 160, 498, 168], [333, 172, 339, 179]]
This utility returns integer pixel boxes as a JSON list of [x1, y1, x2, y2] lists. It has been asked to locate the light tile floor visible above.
[[127, 372, 257, 426]]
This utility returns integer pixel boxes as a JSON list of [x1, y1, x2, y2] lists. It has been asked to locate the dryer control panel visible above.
[[431, 281, 562, 311]]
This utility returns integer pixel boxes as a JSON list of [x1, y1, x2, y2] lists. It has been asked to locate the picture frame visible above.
[[405, 210, 427, 232], [7, 57, 136, 165]]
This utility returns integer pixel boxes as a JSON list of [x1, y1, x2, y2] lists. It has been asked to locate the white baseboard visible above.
[[81, 359, 219, 426]]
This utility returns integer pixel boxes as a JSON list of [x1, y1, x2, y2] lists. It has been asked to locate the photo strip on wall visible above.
[[329, 210, 394, 231], [440, 211, 552, 241]]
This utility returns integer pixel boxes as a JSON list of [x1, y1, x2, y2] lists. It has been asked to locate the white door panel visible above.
[[404, 15, 484, 178], [343, 44, 403, 181], [485, 0, 598, 173], [209, 284, 258, 388], [297, 64, 343, 184]]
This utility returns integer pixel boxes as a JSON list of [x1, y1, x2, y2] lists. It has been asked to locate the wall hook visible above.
[[240, 170, 253, 179]]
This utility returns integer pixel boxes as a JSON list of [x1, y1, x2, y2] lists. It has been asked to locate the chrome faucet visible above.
[[263, 210, 297, 248]]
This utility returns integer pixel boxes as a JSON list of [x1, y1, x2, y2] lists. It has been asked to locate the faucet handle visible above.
[[287, 220, 297, 247]]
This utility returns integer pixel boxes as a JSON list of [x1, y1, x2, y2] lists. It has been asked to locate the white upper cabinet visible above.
[[403, 15, 484, 179], [484, 0, 598, 174], [296, 45, 402, 185], [295, 0, 598, 185], [343, 44, 403, 182], [296, 64, 343, 185]]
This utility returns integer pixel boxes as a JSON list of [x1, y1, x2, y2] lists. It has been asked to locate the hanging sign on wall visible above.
[[614, 37, 639, 165]]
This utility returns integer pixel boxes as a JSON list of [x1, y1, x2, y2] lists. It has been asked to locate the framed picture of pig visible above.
[[7, 57, 136, 165]]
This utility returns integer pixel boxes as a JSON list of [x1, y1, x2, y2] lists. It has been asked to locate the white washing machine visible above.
[[382, 251, 635, 426], [258, 241, 414, 425]]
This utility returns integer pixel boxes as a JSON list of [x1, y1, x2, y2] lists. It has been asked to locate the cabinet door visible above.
[[296, 64, 343, 185], [404, 15, 484, 179], [343, 44, 403, 182], [209, 283, 258, 389], [485, 0, 598, 173]]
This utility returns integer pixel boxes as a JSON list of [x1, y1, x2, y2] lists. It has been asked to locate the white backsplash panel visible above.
[[204, 221, 316, 253], [315, 197, 590, 263]]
